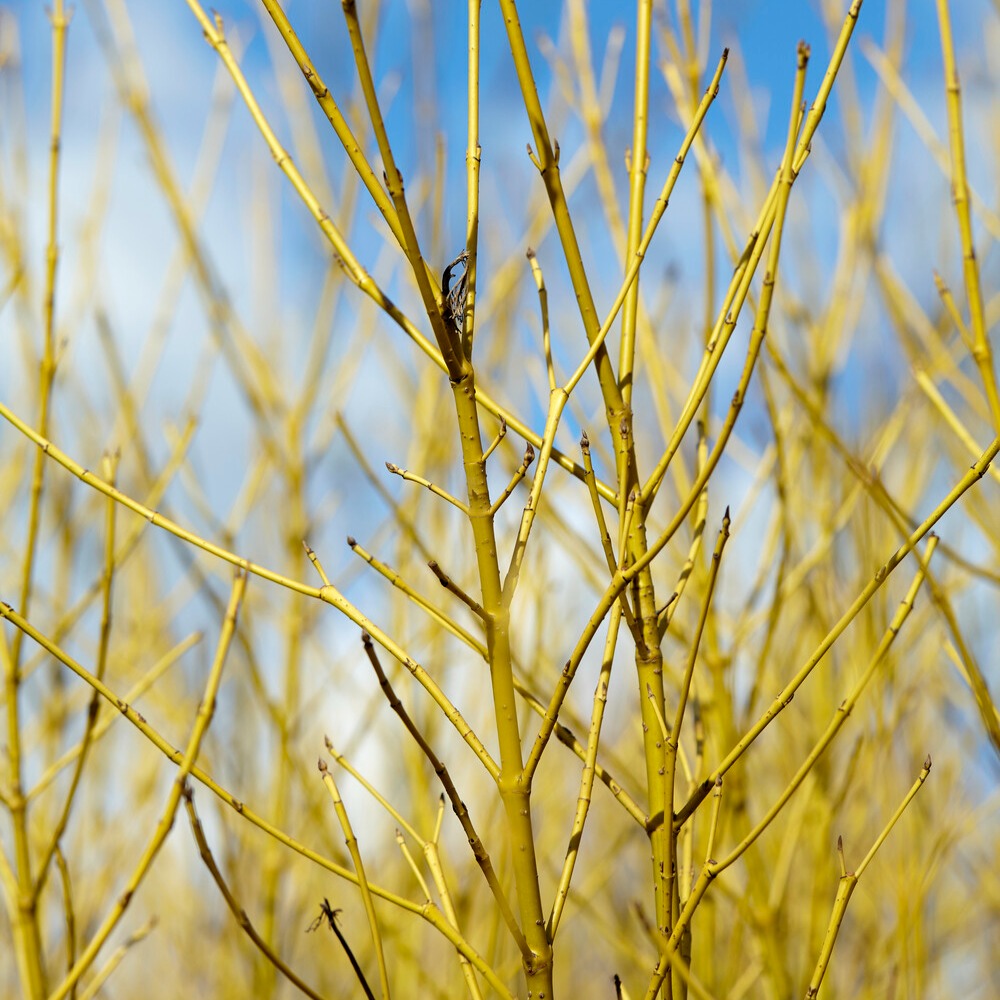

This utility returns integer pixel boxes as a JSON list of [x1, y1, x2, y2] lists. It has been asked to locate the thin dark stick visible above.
[[307, 898, 377, 1000]]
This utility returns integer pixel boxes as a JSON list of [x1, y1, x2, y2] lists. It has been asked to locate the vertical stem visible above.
[[663, 512, 728, 996], [459, 8, 550, 989], [618, 0, 652, 407], [632, 520, 670, 945], [451, 372, 552, 996], [496, 0, 625, 429], [341, 0, 465, 377], [934, 0, 1000, 433], [5, 7, 71, 998], [464, 0, 482, 359]]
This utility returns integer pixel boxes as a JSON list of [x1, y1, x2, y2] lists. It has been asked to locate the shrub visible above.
[[1, 1, 998, 997]]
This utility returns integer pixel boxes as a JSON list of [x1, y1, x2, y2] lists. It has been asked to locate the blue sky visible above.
[[9, 1, 994, 291], [4, 0, 995, 499], [11, 0, 995, 228], [5, 0, 997, 570], [5, 0, 998, 631]]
